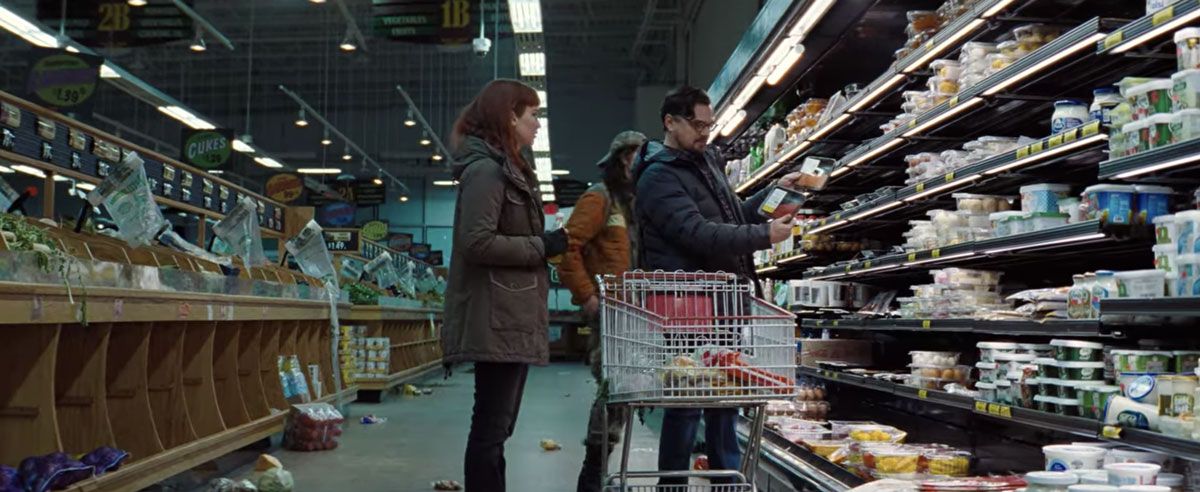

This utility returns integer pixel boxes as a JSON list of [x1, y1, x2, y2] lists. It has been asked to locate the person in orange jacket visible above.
[[560, 130, 646, 492]]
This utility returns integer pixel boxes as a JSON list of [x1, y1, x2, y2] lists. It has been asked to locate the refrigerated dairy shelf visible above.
[[737, 418, 864, 492], [800, 318, 1107, 337], [1100, 297, 1200, 317], [1096, 0, 1200, 56], [797, 366, 1200, 459], [1098, 138, 1200, 181]]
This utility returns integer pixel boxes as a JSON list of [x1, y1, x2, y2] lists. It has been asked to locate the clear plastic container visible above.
[[1172, 108, 1200, 143], [1129, 79, 1173, 120], [1147, 113, 1179, 149], [929, 76, 960, 94], [931, 59, 963, 79], [987, 52, 1016, 71], [1172, 70, 1200, 111], [953, 193, 1012, 213], [910, 351, 960, 367], [1176, 28, 1200, 72], [1030, 212, 1069, 231]]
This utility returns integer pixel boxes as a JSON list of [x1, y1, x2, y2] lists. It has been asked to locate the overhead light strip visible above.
[[296, 167, 342, 174], [902, 19, 986, 73], [806, 114, 851, 142], [1113, 152, 1200, 179], [901, 98, 984, 137], [983, 233, 1107, 255], [984, 134, 1108, 175], [847, 74, 907, 113], [903, 251, 975, 267], [804, 219, 848, 236], [901, 175, 982, 203], [507, 0, 544, 33], [844, 200, 904, 222], [842, 138, 905, 169], [982, 33, 1106, 96], [777, 253, 810, 265], [1111, 9, 1200, 54]]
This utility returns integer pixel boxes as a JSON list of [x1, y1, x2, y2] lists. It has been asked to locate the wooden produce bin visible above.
[[0, 282, 355, 492], [340, 306, 444, 402]]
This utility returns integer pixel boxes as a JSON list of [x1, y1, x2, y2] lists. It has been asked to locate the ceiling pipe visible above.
[[170, 0, 235, 50], [395, 84, 455, 168]]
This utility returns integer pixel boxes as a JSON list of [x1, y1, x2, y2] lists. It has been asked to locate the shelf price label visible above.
[[1016, 146, 1029, 159], [974, 400, 987, 412], [1030, 141, 1044, 154], [1153, 6, 1175, 26], [864, 260, 873, 269], [1101, 425, 1123, 439], [832, 320, 840, 327], [1049, 134, 1064, 148], [944, 172, 955, 183], [916, 182, 926, 193], [909, 118, 918, 128], [845, 264, 853, 273], [1103, 31, 1123, 50], [987, 403, 1012, 418], [921, 320, 932, 329], [907, 252, 918, 262], [918, 389, 928, 399], [1063, 128, 1078, 143], [931, 248, 941, 259], [1082, 120, 1101, 137], [949, 96, 959, 108]]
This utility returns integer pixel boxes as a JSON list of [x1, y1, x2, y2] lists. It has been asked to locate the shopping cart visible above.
[[599, 271, 797, 491]]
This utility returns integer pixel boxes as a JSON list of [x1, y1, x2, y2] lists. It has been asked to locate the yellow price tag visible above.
[[845, 264, 853, 273], [864, 260, 872, 269], [921, 320, 932, 329], [907, 253, 917, 262], [832, 372, 839, 380], [1103, 31, 1123, 50], [1016, 146, 1029, 159], [918, 389, 928, 399], [1030, 141, 1044, 154], [834, 213, 843, 221], [816, 319, 825, 326], [1102, 426, 1123, 439], [1063, 129, 1078, 143], [1082, 120, 1101, 137], [578, 327, 593, 336], [916, 182, 926, 193], [949, 96, 959, 108], [987, 403, 1001, 415], [1153, 6, 1174, 26], [820, 218, 828, 226], [925, 39, 934, 50], [1049, 134, 1064, 148], [944, 172, 955, 183], [931, 248, 941, 259], [999, 405, 1012, 418], [908, 118, 918, 128], [832, 320, 839, 327], [975, 400, 987, 412]]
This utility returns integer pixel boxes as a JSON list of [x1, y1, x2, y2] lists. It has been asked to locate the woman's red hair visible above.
[[451, 79, 540, 171]]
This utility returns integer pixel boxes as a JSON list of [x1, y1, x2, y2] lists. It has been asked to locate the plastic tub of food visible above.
[[907, 10, 940, 31], [1106, 447, 1169, 466], [1158, 415, 1190, 438], [1060, 361, 1106, 381], [994, 352, 1038, 373], [1021, 184, 1071, 213], [978, 341, 1019, 362], [1129, 79, 1173, 119], [1045, 444, 1108, 471], [1176, 28, 1200, 72], [1026, 471, 1080, 492], [1084, 184, 1137, 225], [1112, 350, 1173, 373], [1077, 471, 1111, 485], [868, 447, 920, 474], [1036, 394, 1061, 413], [910, 375, 956, 390], [1152, 214, 1177, 246], [1117, 373, 1161, 404], [1119, 486, 1171, 492], [1078, 385, 1121, 420], [925, 449, 971, 477], [803, 439, 850, 459], [1172, 70, 1200, 112], [1172, 108, 1200, 143], [990, 211, 1022, 237], [1038, 358, 1062, 379], [910, 365, 969, 380], [1039, 378, 1062, 398], [847, 424, 906, 443], [931, 59, 963, 79], [1133, 185, 1173, 224], [998, 40, 1026, 58], [977, 381, 998, 402], [1014, 23, 1060, 48], [1147, 113, 1179, 148], [1155, 473, 1184, 492], [1020, 343, 1054, 357], [1123, 120, 1151, 156], [1173, 350, 1200, 373], [1114, 270, 1166, 299], [1059, 380, 1105, 400], [1013, 378, 1038, 408], [1070, 486, 1118, 492], [1052, 340, 1105, 362], [995, 379, 1014, 405], [928, 76, 960, 95], [1030, 212, 1070, 231], [910, 350, 959, 367], [954, 193, 1011, 213], [1105, 463, 1161, 486]]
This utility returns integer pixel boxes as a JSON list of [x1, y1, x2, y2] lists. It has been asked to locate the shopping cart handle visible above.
[[604, 469, 748, 484]]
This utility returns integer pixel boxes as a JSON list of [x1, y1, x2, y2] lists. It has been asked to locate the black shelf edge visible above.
[[798, 366, 1200, 459], [832, 18, 1107, 178], [1097, 0, 1199, 55], [801, 318, 1105, 337], [1100, 297, 1200, 316], [801, 220, 1110, 280], [732, 0, 1020, 197], [742, 419, 866, 492], [1098, 138, 1200, 180], [802, 123, 1107, 236]]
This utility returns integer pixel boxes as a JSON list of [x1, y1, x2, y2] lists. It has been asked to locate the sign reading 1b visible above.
[[373, 0, 474, 45]]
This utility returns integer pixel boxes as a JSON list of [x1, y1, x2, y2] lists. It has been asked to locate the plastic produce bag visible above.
[[0, 176, 19, 213], [364, 252, 400, 289], [213, 196, 268, 267], [87, 151, 167, 247], [80, 446, 129, 475], [0, 465, 19, 492], [285, 220, 335, 281], [283, 403, 345, 452], [158, 229, 232, 267], [339, 257, 365, 282], [397, 258, 416, 298], [19, 452, 94, 492], [253, 468, 294, 492]]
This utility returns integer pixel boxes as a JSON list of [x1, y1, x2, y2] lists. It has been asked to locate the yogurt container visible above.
[[995, 379, 1014, 405], [1044, 444, 1108, 471], [1060, 380, 1105, 399], [1112, 350, 1173, 373], [1152, 245, 1178, 297], [994, 352, 1037, 372], [1105, 463, 1161, 486], [1083, 184, 1136, 225], [978, 341, 1019, 362], [1022, 184, 1072, 213], [1038, 358, 1063, 379], [1030, 212, 1070, 231], [1119, 487, 1170, 492], [1172, 350, 1200, 374], [1154, 473, 1183, 492], [1078, 385, 1121, 420], [1114, 270, 1167, 299], [1039, 378, 1063, 398], [1179, 253, 1200, 296], [977, 381, 998, 402], [1054, 100, 1090, 134], [1061, 361, 1106, 381], [1117, 373, 1162, 405], [1077, 471, 1111, 485], [1176, 28, 1200, 72], [1146, 113, 1178, 149], [1170, 108, 1200, 142], [1060, 197, 1084, 223], [1053, 340, 1106, 362], [1172, 210, 1200, 254], [1133, 185, 1173, 224], [1129, 79, 1173, 120], [1106, 448, 1169, 466], [1020, 343, 1054, 357], [977, 361, 1001, 383], [1027, 471, 1079, 492], [1152, 214, 1177, 246], [1122, 120, 1151, 156]]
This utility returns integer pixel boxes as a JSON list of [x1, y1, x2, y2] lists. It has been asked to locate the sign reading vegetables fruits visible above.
[[25, 49, 102, 114], [266, 174, 304, 203], [180, 128, 234, 169]]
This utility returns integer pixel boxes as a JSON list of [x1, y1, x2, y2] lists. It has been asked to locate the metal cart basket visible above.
[[599, 271, 797, 491]]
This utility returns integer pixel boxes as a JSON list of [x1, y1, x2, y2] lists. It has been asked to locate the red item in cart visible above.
[[693, 455, 709, 471], [284, 403, 345, 451], [702, 349, 796, 391], [644, 293, 715, 332]]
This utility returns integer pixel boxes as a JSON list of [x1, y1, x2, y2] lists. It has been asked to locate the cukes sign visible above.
[[180, 128, 234, 169]]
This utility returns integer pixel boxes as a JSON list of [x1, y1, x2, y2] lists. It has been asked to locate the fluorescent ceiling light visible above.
[[128, 0, 148, 6], [760, 37, 799, 76], [64, 45, 79, 53], [756, 265, 780, 274], [903, 251, 975, 267], [433, 180, 458, 186], [0, 165, 14, 174], [551, 169, 569, 175], [983, 34, 1106, 95], [902, 98, 984, 137], [541, 193, 556, 201], [0, 6, 60, 48], [518, 52, 546, 77], [11, 164, 46, 178], [74, 182, 96, 191], [508, 0, 543, 33], [767, 43, 806, 85], [297, 167, 341, 174], [157, 106, 216, 130], [984, 134, 1107, 176], [1112, 11, 1200, 54], [52, 175, 70, 182], [339, 27, 357, 52], [847, 73, 906, 113], [431, 154, 444, 161], [830, 166, 852, 178], [902, 19, 985, 73], [99, 64, 120, 79], [232, 139, 254, 153], [539, 184, 555, 192], [254, 157, 284, 168], [719, 109, 748, 137]]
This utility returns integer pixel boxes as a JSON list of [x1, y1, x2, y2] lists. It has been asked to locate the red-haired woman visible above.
[[442, 79, 567, 491]]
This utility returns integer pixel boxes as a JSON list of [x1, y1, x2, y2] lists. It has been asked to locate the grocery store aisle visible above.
[[244, 363, 661, 492]]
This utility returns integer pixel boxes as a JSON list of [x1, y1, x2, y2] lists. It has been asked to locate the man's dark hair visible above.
[[660, 86, 711, 128]]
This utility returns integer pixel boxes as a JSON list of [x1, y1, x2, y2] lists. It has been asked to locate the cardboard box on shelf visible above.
[[798, 339, 872, 368]]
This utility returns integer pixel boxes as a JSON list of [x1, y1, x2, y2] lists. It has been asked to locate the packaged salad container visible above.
[[1112, 350, 1173, 373], [1060, 361, 1106, 381], [1052, 340, 1106, 362]]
